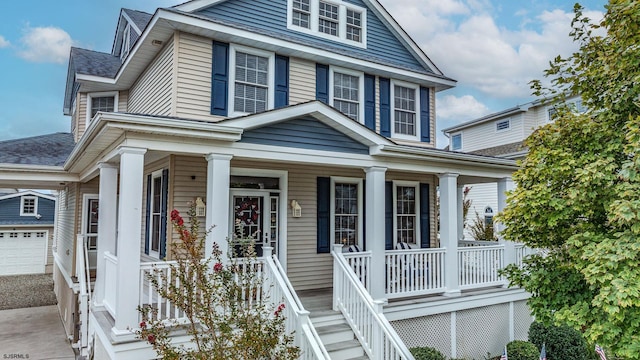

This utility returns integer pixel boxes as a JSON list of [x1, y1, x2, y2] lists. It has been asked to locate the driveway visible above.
[[0, 274, 75, 360]]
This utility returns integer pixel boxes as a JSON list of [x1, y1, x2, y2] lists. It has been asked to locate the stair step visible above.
[[316, 323, 354, 345], [347, 356, 370, 360], [326, 339, 365, 360], [310, 312, 346, 327]]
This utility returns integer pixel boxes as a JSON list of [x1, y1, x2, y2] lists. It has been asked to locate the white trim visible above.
[[329, 66, 365, 124], [20, 196, 38, 216], [227, 44, 276, 117], [451, 133, 462, 151], [286, 0, 367, 49], [86, 91, 119, 124], [0, 190, 56, 202], [392, 181, 420, 246], [147, 169, 164, 259], [495, 118, 510, 132], [230, 168, 288, 270], [390, 79, 420, 141], [330, 176, 363, 248]]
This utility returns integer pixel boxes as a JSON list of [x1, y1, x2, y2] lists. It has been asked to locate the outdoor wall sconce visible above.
[[291, 200, 302, 218], [195, 197, 206, 217]]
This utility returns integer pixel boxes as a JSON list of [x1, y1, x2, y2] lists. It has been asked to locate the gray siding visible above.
[[196, 0, 428, 73], [239, 117, 370, 154], [55, 185, 77, 275], [128, 38, 174, 116], [0, 196, 55, 225], [289, 57, 316, 105]]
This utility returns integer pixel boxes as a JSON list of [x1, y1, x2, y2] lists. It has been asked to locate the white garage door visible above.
[[0, 230, 47, 275]]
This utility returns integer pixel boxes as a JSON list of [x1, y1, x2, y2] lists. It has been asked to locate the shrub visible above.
[[528, 322, 589, 360], [410, 346, 446, 360], [506, 340, 539, 360]]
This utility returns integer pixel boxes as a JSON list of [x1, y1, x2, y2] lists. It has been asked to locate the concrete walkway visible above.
[[0, 305, 75, 360]]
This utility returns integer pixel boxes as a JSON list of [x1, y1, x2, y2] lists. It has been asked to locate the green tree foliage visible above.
[[500, 1, 640, 357], [469, 211, 497, 241], [528, 322, 589, 360], [409, 346, 446, 360], [135, 205, 300, 359]]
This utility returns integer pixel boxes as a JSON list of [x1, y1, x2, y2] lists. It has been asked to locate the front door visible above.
[[231, 191, 279, 257]]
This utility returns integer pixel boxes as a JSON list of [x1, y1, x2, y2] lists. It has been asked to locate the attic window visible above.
[[451, 133, 462, 151], [288, 0, 367, 48], [21, 196, 37, 216]]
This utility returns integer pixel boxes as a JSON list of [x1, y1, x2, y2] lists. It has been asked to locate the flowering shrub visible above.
[[135, 204, 300, 359]]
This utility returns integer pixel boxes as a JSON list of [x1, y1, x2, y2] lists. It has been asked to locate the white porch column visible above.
[[439, 173, 460, 296], [205, 153, 232, 261], [113, 147, 146, 334], [457, 185, 464, 241], [94, 162, 118, 306], [365, 166, 387, 300], [497, 177, 516, 269]]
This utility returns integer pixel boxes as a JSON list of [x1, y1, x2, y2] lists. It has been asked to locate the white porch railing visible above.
[[103, 252, 118, 318], [262, 247, 330, 360], [458, 245, 506, 289], [385, 248, 446, 299], [139, 260, 184, 321], [458, 239, 499, 247], [515, 244, 536, 267], [333, 249, 415, 360], [75, 235, 91, 357], [343, 251, 372, 291]]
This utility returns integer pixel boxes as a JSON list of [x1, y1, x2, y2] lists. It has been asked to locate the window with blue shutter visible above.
[[364, 74, 375, 131], [211, 41, 229, 116], [316, 63, 329, 104], [420, 87, 431, 143], [380, 78, 391, 137], [275, 55, 289, 109]]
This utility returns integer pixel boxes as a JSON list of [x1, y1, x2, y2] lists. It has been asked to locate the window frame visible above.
[[329, 66, 365, 123], [86, 91, 119, 124], [495, 118, 510, 132], [20, 196, 38, 216], [451, 133, 462, 151], [484, 206, 494, 227], [147, 169, 164, 259], [330, 177, 363, 248], [392, 181, 420, 246], [120, 24, 131, 62], [227, 44, 276, 117], [287, 0, 367, 48], [390, 79, 421, 141]]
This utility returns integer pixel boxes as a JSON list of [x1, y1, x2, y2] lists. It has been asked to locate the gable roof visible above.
[[0, 190, 56, 202], [70, 48, 122, 78], [123, 8, 153, 33], [0, 133, 75, 166]]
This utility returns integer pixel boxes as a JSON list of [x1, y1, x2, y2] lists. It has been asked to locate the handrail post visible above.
[[296, 310, 310, 348], [332, 244, 343, 311], [372, 300, 385, 360]]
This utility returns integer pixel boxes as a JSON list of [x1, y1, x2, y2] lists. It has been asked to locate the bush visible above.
[[410, 346, 446, 360], [507, 340, 539, 360], [529, 322, 589, 360]]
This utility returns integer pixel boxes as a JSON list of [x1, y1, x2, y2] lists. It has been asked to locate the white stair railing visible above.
[[332, 247, 415, 360], [75, 234, 91, 357], [262, 247, 330, 360]]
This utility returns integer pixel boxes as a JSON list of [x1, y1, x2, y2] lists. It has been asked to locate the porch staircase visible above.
[[300, 289, 370, 360]]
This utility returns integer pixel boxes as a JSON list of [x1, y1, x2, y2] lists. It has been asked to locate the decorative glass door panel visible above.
[[232, 194, 269, 257]]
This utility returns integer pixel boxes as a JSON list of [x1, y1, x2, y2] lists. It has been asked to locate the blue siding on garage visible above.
[[196, 0, 429, 74], [239, 117, 370, 154], [0, 196, 55, 226]]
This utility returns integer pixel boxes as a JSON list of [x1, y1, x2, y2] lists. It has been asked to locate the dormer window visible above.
[[87, 92, 119, 123], [288, 0, 367, 48], [120, 25, 131, 62], [451, 133, 462, 151]]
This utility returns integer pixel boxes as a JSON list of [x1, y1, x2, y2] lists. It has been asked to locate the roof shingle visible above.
[[0, 133, 75, 166], [70, 47, 121, 78]]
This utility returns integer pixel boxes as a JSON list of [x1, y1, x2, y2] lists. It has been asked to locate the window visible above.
[[287, 0, 367, 47], [229, 45, 275, 116], [547, 106, 557, 122], [20, 196, 37, 216], [331, 178, 362, 247], [496, 119, 510, 131], [85, 198, 99, 251], [451, 133, 462, 151], [484, 206, 494, 226], [330, 67, 364, 122], [292, 0, 311, 28], [86, 92, 118, 123], [391, 81, 420, 139], [10, 233, 17, 238], [36, 232, 45, 238], [120, 24, 131, 62], [149, 172, 164, 257], [394, 183, 419, 245]]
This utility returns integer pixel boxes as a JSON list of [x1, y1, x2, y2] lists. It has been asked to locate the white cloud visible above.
[[437, 94, 490, 122], [0, 35, 9, 48], [18, 26, 73, 64]]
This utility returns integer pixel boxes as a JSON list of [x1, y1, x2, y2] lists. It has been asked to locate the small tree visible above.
[[135, 204, 300, 359], [468, 211, 496, 241]]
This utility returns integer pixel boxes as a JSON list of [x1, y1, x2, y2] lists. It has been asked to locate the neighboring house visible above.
[[443, 96, 584, 239], [0, 1, 533, 359], [0, 190, 56, 275]]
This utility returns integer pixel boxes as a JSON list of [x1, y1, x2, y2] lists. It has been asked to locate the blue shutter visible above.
[[364, 74, 375, 130], [385, 181, 393, 250], [420, 183, 431, 248], [144, 174, 151, 255], [211, 41, 229, 116], [275, 55, 289, 109], [380, 78, 391, 137], [316, 63, 329, 104], [362, 180, 366, 250], [159, 169, 169, 259], [420, 87, 431, 143], [317, 177, 331, 253]]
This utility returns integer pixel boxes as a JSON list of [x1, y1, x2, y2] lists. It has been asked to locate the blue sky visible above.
[[0, 0, 607, 147]]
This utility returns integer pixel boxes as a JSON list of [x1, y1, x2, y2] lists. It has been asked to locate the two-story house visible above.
[[0, 1, 533, 359], [442, 96, 584, 240]]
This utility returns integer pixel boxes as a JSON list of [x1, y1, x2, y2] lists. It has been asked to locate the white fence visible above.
[[385, 248, 446, 298], [458, 245, 505, 289]]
